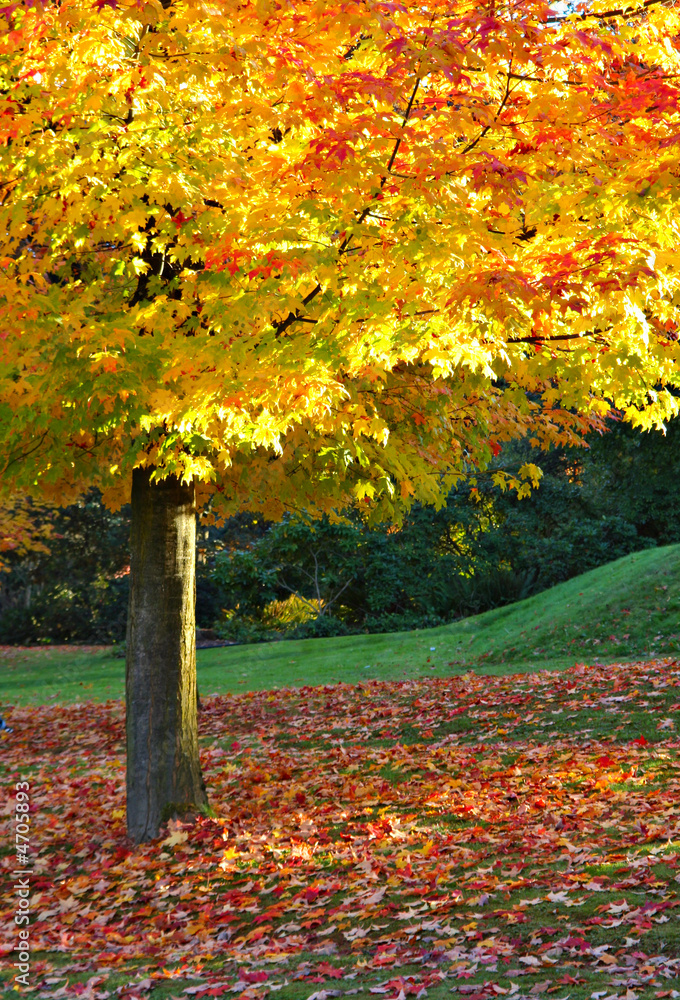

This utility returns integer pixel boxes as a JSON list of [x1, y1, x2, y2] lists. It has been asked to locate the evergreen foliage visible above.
[[2, 420, 680, 646]]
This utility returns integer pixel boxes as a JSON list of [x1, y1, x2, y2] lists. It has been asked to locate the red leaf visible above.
[[239, 970, 268, 983]]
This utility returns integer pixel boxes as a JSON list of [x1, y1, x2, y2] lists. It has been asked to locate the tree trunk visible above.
[[126, 467, 207, 843]]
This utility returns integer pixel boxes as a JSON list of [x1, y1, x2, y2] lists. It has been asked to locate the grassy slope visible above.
[[2, 543, 680, 706]]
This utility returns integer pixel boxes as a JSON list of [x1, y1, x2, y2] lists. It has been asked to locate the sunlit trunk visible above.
[[125, 467, 207, 844]]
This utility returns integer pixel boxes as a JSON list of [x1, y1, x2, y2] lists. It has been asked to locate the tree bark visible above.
[[126, 467, 207, 843]]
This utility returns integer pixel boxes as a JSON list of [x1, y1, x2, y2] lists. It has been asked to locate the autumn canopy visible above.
[[1, 0, 679, 839]]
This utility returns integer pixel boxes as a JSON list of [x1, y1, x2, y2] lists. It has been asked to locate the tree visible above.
[[0, 494, 53, 572], [1, 0, 679, 841], [583, 415, 680, 546], [0, 489, 130, 644]]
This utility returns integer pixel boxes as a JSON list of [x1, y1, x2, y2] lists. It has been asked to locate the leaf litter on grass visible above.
[[2, 660, 680, 999]]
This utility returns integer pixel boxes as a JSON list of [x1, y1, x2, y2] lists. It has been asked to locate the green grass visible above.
[[3, 543, 680, 706]]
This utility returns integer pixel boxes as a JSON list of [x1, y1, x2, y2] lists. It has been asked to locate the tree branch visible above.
[[341, 73, 423, 253], [324, 575, 356, 612], [461, 59, 515, 157], [1, 432, 49, 476], [546, 0, 672, 21], [273, 282, 323, 337]]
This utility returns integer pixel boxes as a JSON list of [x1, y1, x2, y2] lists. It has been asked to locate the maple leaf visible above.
[[162, 829, 188, 848], [631, 736, 649, 747]]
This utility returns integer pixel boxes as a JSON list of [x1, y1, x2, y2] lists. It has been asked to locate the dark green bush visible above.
[[289, 615, 352, 639], [0, 575, 130, 645], [215, 616, 278, 644], [362, 612, 446, 634]]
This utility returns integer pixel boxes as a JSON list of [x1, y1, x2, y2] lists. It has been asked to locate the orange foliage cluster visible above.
[[1, 0, 680, 515], [0, 495, 53, 571]]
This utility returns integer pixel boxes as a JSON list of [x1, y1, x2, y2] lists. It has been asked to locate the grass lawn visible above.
[[1, 548, 680, 998], [2, 544, 680, 707]]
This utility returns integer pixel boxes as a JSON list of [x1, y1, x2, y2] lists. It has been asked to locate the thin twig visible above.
[[546, 0, 672, 22]]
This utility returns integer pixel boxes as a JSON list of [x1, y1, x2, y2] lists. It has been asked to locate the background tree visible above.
[[1, 0, 680, 841], [0, 490, 129, 644], [209, 429, 664, 643], [3, 419, 679, 646], [0, 495, 53, 573]]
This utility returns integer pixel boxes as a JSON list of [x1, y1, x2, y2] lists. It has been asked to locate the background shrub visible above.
[[2, 417, 680, 645]]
